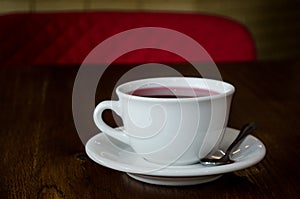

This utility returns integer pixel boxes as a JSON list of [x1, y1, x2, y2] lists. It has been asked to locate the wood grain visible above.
[[0, 62, 299, 198]]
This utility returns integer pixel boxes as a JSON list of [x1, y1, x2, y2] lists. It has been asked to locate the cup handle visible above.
[[93, 101, 130, 145]]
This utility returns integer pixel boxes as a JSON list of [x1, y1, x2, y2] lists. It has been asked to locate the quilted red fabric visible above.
[[0, 11, 256, 66]]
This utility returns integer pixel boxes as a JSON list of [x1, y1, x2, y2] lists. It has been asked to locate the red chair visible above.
[[0, 11, 256, 66]]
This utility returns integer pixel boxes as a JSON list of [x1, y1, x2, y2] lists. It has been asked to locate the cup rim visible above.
[[116, 77, 235, 102]]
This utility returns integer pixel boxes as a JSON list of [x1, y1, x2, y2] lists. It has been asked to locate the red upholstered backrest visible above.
[[0, 11, 256, 66]]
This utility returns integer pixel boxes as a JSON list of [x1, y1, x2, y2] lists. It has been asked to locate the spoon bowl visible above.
[[200, 122, 257, 166]]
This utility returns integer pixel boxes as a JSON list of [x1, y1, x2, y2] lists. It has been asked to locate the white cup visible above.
[[93, 77, 235, 165]]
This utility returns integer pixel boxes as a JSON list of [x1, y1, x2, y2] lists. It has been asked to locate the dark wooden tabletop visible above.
[[0, 61, 299, 198]]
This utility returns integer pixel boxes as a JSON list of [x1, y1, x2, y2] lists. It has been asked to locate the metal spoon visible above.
[[200, 122, 257, 166]]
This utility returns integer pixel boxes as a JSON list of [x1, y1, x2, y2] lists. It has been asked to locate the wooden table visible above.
[[0, 61, 299, 198]]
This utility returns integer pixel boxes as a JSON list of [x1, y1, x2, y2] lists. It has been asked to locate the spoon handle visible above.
[[227, 122, 257, 152]]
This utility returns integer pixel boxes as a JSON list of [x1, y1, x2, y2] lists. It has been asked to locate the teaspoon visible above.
[[200, 122, 257, 166]]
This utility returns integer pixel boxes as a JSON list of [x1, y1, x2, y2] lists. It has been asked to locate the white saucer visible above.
[[86, 127, 266, 186]]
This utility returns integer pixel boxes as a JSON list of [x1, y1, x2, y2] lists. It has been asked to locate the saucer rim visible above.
[[85, 127, 266, 177]]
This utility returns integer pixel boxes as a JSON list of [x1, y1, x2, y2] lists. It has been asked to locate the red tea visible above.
[[129, 87, 219, 98]]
